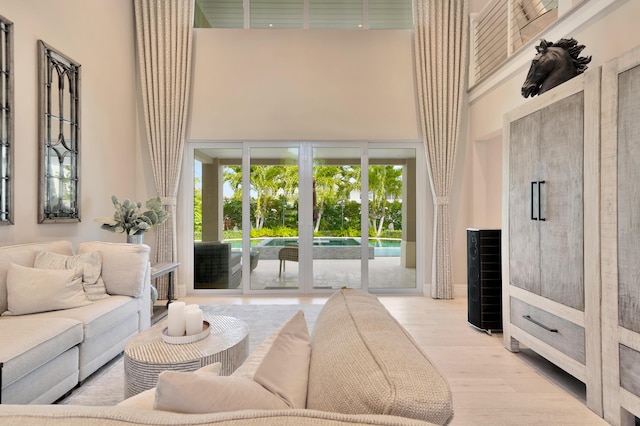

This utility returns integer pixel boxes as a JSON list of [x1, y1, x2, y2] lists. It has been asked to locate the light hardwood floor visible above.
[[178, 293, 610, 425]]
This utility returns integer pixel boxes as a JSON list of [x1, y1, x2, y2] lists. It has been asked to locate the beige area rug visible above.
[[57, 304, 323, 406]]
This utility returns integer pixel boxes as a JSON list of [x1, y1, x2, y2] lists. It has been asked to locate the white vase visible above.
[[127, 234, 144, 244]]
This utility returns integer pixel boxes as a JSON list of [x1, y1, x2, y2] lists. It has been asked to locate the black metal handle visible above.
[[530, 181, 538, 220], [523, 315, 557, 332], [538, 180, 546, 221]]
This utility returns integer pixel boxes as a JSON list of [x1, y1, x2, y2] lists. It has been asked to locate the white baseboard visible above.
[[454, 283, 467, 299]]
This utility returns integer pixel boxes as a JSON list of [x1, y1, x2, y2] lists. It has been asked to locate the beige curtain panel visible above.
[[134, 0, 194, 299], [414, 0, 468, 299]]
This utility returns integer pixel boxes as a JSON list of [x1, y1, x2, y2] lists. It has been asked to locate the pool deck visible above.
[[252, 244, 375, 260], [246, 256, 416, 290]]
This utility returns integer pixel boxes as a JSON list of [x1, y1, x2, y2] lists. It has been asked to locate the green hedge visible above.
[[221, 227, 401, 240]]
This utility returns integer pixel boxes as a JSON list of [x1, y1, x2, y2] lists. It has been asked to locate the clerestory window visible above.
[[194, 0, 413, 30]]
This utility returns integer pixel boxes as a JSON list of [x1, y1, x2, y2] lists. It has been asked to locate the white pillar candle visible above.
[[185, 308, 203, 336], [167, 301, 186, 336], [185, 304, 199, 312]]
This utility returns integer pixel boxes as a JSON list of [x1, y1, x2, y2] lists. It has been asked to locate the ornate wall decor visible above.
[[521, 38, 591, 98], [0, 15, 13, 225], [38, 40, 80, 223]]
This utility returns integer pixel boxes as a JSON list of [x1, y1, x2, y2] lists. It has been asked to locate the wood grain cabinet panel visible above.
[[617, 64, 640, 334], [620, 345, 640, 399], [601, 45, 640, 426], [508, 113, 540, 295]]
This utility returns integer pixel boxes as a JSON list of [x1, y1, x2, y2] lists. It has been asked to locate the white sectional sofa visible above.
[[0, 240, 151, 404]]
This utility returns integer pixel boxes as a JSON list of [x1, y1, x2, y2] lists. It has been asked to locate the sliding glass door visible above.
[[368, 147, 417, 290], [311, 146, 363, 290], [188, 141, 420, 295], [193, 147, 243, 290], [248, 146, 300, 291]]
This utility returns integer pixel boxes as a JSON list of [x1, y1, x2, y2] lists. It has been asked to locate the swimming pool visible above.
[[261, 237, 360, 247], [245, 237, 400, 258]]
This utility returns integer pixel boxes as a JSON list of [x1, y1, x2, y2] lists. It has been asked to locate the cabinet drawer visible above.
[[510, 297, 585, 364]]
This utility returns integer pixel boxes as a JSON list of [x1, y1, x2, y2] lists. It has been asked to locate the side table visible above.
[[124, 314, 249, 398], [150, 262, 180, 306]]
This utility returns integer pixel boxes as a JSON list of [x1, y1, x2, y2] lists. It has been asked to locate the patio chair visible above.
[[278, 244, 298, 277]]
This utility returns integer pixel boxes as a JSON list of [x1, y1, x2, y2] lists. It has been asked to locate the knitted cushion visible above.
[[306, 289, 454, 425]]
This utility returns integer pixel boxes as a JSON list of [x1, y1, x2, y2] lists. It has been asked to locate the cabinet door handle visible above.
[[538, 180, 546, 221], [523, 315, 557, 332], [531, 181, 538, 220]]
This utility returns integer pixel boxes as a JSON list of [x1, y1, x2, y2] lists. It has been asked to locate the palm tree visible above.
[[312, 165, 360, 232], [368, 165, 402, 237], [224, 165, 298, 229]]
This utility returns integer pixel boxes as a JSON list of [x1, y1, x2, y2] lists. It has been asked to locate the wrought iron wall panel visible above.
[[38, 40, 80, 223], [0, 16, 13, 225]]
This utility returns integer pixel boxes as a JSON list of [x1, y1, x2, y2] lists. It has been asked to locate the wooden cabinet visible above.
[[601, 45, 640, 426], [502, 70, 602, 415]]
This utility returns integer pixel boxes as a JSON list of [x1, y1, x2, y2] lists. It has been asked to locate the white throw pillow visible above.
[[252, 310, 311, 409], [152, 311, 311, 414], [34, 250, 109, 301], [153, 373, 288, 414], [2, 263, 91, 316], [194, 362, 222, 375]]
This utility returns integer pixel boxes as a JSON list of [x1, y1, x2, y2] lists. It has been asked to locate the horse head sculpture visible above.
[[521, 38, 591, 98]]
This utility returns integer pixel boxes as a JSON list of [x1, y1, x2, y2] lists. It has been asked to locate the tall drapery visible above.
[[134, 0, 193, 298], [414, 0, 468, 299]]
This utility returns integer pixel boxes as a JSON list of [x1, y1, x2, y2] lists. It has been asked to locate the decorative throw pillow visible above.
[[2, 263, 90, 316], [34, 250, 109, 301], [77, 242, 149, 298], [252, 310, 311, 409], [153, 373, 289, 414]]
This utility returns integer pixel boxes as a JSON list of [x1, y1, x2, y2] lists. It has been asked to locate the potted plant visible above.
[[96, 195, 169, 244]]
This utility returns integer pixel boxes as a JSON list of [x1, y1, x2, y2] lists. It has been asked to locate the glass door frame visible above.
[[182, 140, 426, 296], [243, 141, 310, 295]]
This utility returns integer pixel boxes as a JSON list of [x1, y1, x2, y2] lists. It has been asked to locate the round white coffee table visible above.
[[124, 314, 249, 397]]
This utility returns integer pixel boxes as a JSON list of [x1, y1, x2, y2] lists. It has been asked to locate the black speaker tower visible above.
[[467, 228, 502, 333]]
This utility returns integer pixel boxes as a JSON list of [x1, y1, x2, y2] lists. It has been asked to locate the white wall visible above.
[[189, 29, 420, 141], [0, 0, 142, 247]]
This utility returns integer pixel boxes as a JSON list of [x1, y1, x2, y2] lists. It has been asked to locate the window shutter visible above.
[[474, 0, 508, 82], [511, 0, 558, 51]]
